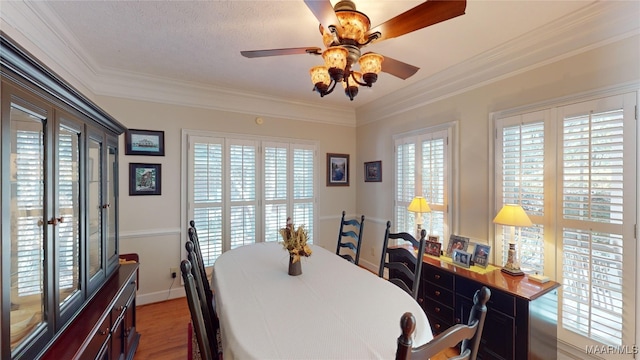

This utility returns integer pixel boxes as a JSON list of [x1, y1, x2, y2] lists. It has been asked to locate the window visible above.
[[494, 92, 637, 351], [186, 132, 317, 266], [394, 126, 453, 240]]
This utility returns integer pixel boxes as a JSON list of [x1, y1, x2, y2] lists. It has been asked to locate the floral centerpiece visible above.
[[279, 217, 312, 264]]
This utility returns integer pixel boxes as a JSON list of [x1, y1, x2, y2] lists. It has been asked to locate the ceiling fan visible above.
[[241, 0, 467, 100]]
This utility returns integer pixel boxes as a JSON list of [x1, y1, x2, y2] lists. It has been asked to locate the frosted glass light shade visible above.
[[309, 66, 330, 86], [322, 47, 348, 70], [359, 53, 383, 74]]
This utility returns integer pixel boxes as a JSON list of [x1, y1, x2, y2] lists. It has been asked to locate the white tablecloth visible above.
[[212, 242, 432, 360]]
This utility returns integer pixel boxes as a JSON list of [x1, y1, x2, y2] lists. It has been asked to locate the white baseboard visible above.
[[137, 288, 185, 306]]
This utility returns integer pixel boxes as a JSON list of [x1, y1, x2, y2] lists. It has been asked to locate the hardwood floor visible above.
[[133, 296, 456, 360], [135, 298, 191, 360]]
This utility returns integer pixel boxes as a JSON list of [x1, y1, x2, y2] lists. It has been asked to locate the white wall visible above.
[[94, 96, 358, 303]]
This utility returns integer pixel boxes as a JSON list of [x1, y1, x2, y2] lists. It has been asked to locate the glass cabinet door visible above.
[[106, 139, 118, 271], [56, 117, 83, 323], [8, 103, 47, 352], [87, 134, 104, 286]]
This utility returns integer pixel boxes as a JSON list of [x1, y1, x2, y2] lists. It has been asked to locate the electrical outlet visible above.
[[170, 267, 178, 278]]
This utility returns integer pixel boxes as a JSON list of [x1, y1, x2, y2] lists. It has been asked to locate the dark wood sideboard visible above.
[[38, 263, 140, 360], [419, 255, 560, 360], [388, 247, 560, 360]]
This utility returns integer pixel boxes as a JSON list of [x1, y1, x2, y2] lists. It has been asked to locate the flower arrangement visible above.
[[279, 217, 312, 263]]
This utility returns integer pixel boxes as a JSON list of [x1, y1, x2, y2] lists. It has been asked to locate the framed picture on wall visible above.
[[364, 161, 382, 182], [129, 163, 162, 195], [125, 129, 165, 156], [327, 153, 350, 186]]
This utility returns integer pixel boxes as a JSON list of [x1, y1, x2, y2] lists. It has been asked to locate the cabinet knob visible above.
[[434, 323, 441, 330], [435, 307, 441, 313], [434, 274, 440, 280], [435, 290, 441, 296], [418, 298, 423, 304], [99, 327, 110, 336]]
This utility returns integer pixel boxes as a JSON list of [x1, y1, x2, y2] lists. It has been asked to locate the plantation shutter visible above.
[[559, 98, 629, 347], [264, 142, 288, 243], [228, 140, 257, 249], [421, 131, 447, 239], [395, 140, 416, 233], [496, 112, 546, 275], [292, 145, 315, 244], [190, 137, 224, 265]]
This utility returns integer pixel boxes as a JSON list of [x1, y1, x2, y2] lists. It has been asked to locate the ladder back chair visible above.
[[379, 221, 427, 300], [396, 286, 491, 360], [189, 220, 214, 300], [181, 259, 215, 360], [336, 211, 365, 265], [186, 241, 222, 358]]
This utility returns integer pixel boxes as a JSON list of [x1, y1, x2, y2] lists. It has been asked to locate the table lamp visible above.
[[493, 204, 532, 276], [408, 196, 431, 240]]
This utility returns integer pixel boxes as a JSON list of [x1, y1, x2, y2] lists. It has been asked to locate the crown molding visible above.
[[356, 1, 640, 125], [2, 1, 357, 127], [4, 1, 637, 128], [93, 67, 356, 126]]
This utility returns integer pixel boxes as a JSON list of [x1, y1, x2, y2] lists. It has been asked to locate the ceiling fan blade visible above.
[[381, 56, 420, 80], [304, 0, 343, 35], [241, 47, 322, 58], [366, 0, 466, 43]]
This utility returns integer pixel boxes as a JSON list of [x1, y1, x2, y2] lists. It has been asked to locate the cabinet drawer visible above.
[[423, 283, 454, 304], [423, 300, 454, 323], [83, 314, 111, 358], [455, 276, 515, 317], [423, 266, 454, 289], [426, 314, 453, 336]]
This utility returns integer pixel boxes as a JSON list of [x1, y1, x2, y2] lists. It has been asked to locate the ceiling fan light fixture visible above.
[[358, 52, 383, 86], [343, 71, 361, 101]]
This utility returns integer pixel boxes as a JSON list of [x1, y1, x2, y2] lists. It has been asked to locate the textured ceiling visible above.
[[35, 0, 624, 109]]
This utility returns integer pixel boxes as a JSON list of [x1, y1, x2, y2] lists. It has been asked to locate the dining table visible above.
[[212, 242, 432, 359]]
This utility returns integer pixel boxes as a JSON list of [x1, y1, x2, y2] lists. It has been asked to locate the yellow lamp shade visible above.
[[493, 204, 532, 227], [322, 47, 348, 70], [407, 196, 431, 213], [359, 53, 384, 75]]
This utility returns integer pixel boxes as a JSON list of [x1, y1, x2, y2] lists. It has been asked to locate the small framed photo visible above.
[[129, 163, 162, 196], [364, 161, 382, 182], [125, 129, 165, 156], [425, 241, 442, 257], [327, 153, 349, 186], [446, 235, 470, 257], [473, 244, 491, 268], [452, 249, 472, 268], [428, 235, 439, 243]]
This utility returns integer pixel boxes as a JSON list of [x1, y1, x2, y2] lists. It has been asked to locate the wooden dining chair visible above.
[[189, 221, 214, 299], [395, 286, 491, 360], [379, 221, 427, 300], [336, 211, 365, 265], [181, 259, 215, 360], [186, 241, 222, 358]]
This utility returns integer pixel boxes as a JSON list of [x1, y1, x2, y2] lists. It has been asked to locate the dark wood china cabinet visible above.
[[1, 33, 139, 359]]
